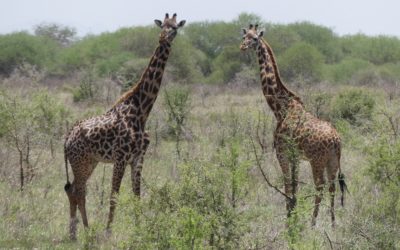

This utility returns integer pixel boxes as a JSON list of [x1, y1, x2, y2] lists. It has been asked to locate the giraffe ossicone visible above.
[[63, 13, 185, 240]]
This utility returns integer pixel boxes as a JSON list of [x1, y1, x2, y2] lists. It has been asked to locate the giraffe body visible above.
[[64, 14, 185, 240], [241, 25, 345, 226]]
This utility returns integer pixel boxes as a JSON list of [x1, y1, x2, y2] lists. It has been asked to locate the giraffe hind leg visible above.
[[66, 186, 78, 241], [66, 159, 98, 239], [327, 157, 340, 228], [311, 161, 326, 227]]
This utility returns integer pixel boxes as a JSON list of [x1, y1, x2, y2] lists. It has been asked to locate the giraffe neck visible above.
[[256, 39, 302, 122], [111, 41, 171, 129]]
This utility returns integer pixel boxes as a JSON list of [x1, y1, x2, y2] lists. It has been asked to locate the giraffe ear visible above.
[[177, 20, 186, 28], [154, 20, 163, 28], [242, 28, 247, 35], [258, 31, 264, 37]]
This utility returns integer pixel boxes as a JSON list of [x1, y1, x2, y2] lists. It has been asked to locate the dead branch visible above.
[[250, 136, 291, 200], [380, 110, 398, 140], [256, 111, 268, 154]]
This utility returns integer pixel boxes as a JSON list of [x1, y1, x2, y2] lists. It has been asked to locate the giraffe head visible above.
[[240, 24, 264, 51], [154, 13, 186, 43]]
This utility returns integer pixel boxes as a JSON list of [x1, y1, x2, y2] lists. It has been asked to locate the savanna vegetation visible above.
[[0, 13, 399, 249]]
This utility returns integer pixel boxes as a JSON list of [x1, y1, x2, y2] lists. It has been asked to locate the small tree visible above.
[[34, 23, 77, 47], [163, 86, 191, 160], [0, 89, 67, 190], [0, 91, 38, 190], [72, 70, 97, 102]]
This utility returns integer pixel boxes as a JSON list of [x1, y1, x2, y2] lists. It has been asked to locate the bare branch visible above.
[[250, 136, 291, 200], [324, 230, 334, 250], [380, 110, 398, 140]]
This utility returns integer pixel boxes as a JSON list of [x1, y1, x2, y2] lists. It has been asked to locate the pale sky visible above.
[[1, 0, 399, 37]]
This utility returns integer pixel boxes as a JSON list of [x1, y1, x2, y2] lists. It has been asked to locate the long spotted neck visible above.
[[257, 39, 302, 122], [111, 41, 171, 129], [134, 41, 170, 117]]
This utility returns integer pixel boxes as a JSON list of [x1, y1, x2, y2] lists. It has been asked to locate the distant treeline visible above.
[[1, 13, 400, 86]]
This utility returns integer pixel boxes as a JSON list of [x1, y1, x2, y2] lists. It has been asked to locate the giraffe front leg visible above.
[[106, 162, 127, 231], [276, 145, 297, 218], [131, 132, 150, 197], [131, 157, 144, 197]]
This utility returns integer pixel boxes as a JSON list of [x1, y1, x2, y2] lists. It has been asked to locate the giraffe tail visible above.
[[338, 171, 348, 206], [64, 141, 72, 192]]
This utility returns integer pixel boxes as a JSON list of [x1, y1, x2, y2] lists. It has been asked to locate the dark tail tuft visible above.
[[64, 140, 71, 192], [64, 181, 72, 192], [338, 172, 348, 206]]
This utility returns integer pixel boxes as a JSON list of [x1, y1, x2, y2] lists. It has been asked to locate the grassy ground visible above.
[[0, 80, 399, 249]]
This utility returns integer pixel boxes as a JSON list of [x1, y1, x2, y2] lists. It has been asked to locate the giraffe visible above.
[[63, 13, 186, 240], [240, 24, 347, 227]]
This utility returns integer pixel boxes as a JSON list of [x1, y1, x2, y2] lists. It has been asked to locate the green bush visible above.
[[0, 32, 58, 75], [263, 24, 301, 56], [278, 42, 324, 83], [168, 37, 205, 83], [185, 21, 240, 59], [287, 22, 343, 63], [163, 85, 191, 158], [367, 139, 400, 188], [95, 52, 131, 77], [72, 71, 97, 102], [323, 58, 371, 83], [340, 34, 400, 65], [331, 88, 375, 125], [116, 57, 149, 91], [116, 26, 159, 57], [114, 139, 250, 249], [207, 45, 251, 84]]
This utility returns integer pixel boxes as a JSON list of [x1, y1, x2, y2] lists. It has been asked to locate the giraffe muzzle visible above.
[[240, 44, 249, 50]]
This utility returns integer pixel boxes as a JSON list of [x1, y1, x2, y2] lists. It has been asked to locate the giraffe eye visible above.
[[253, 37, 258, 41]]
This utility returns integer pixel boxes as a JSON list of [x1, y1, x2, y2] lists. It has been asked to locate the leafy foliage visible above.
[[278, 42, 324, 83], [34, 23, 77, 47], [331, 88, 375, 125], [0, 32, 58, 75]]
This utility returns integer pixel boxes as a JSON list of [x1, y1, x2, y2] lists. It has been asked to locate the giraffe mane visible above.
[[260, 38, 303, 105]]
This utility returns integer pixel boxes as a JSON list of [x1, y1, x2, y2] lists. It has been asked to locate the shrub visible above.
[[72, 71, 97, 102], [287, 21, 343, 63], [330, 88, 375, 126], [115, 139, 250, 249], [116, 58, 149, 91], [367, 139, 400, 188], [207, 45, 250, 84], [168, 37, 205, 83], [340, 34, 400, 65], [278, 42, 324, 83], [0, 32, 58, 75], [163, 85, 191, 158], [323, 58, 371, 83]]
